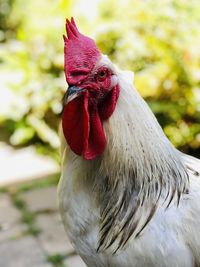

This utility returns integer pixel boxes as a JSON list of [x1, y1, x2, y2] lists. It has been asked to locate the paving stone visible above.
[[0, 236, 52, 267], [64, 255, 87, 267], [0, 193, 27, 242], [0, 193, 27, 241], [21, 187, 57, 213], [0, 194, 20, 226], [36, 213, 74, 255], [0, 223, 27, 243]]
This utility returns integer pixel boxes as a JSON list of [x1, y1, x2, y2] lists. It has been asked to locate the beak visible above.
[[63, 85, 85, 105]]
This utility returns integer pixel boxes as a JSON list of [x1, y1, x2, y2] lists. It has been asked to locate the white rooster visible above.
[[58, 18, 200, 267]]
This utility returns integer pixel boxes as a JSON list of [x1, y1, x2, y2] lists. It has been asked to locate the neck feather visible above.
[[102, 70, 189, 197], [95, 70, 189, 252]]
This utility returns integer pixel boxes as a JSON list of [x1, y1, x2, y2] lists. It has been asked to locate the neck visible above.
[[94, 70, 189, 252], [101, 70, 189, 198]]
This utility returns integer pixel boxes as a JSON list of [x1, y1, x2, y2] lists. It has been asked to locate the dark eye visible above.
[[97, 69, 108, 81]]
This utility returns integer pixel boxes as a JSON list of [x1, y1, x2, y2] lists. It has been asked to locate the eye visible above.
[[96, 69, 108, 81]]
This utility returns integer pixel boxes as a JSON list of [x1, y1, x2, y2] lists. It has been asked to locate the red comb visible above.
[[63, 18, 100, 85], [64, 17, 80, 40]]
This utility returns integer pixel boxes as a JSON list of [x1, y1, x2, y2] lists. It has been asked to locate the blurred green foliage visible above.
[[0, 0, 73, 158], [0, 0, 200, 158]]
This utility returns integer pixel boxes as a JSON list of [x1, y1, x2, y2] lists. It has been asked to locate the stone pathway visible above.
[[0, 185, 87, 267]]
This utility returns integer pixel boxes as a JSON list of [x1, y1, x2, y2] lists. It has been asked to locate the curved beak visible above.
[[63, 86, 85, 105]]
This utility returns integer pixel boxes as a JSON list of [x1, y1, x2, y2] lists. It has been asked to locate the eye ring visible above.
[[96, 69, 108, 81]]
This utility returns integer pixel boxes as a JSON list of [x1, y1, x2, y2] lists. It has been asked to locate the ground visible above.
[[0, 169, 86, 267]]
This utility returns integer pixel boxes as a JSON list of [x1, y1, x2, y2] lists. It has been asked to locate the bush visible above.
[[0, 0, 199, 158]]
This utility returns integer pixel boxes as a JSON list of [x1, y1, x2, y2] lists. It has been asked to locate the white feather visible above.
[[58, 55, 200, 267]]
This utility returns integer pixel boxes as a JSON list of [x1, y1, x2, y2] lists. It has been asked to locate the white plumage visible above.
[[58, 55, 200, 267]]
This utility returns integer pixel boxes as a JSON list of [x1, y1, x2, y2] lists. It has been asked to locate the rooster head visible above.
[[62, 18, 120, 160]]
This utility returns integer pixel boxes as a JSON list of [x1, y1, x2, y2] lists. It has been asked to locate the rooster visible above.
[[58, 18, 200, 267]]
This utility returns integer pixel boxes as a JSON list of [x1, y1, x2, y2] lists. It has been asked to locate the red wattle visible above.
[[83, 105, 106, 160], [62, 92, 89, 157], [62, 91, 106, 160]]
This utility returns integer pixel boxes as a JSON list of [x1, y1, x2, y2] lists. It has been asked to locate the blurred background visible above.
[[0, 0, 200, 266]]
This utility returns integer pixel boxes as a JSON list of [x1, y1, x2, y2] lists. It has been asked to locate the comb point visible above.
[[63, 34, 68, 42], [71, 17, 79, 33], [65, 17, 80, 39]]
